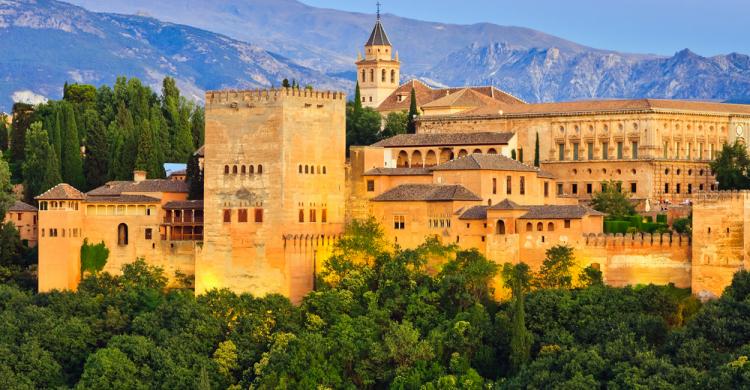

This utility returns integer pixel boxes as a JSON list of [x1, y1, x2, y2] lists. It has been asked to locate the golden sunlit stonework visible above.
[[34, 16, 750, 301]]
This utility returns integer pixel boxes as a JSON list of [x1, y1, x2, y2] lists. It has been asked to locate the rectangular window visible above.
[[631, 141, 638, 159], [254, 208, 264, 223], [630, 182, 637, 193], [321, 209, 327, 223], [557, 183, 563, 195], [587, 183, 593, 194], [573, 143, 579, 161], [710, 144, 715, 159], [518, 148, 524, 163], [394, 215, 405, 230], [492, 178, 497, 194], [572, 183, 578, 194], [664, 183, 670, 193], [687, 143, 691, 159], [520, 177, 525, 195], [587, 142, 594, 160], [663, 142, 669, 158], [675, 142, 680, 159], [223, 209, 231, 223], [564, 220, 571, 229], [617, 142, 623, 159], [366, 180, 375, 192], [298, 209, 304, 223], [602, 142, 609, 160], [16, 213, 21, 221], [309, 209, 317, 223], [506, 176, 512, 194], [145, 228, 152, 240], [558, 144, 565, 161], [676, 183, 681, 194], [41, 228, 45, 237], [601, 183, 607, 192], [699, 143, 703, 159], [238, 209, 248, 223], [687, 184, 692, 194], [544, 182, 549, 197]]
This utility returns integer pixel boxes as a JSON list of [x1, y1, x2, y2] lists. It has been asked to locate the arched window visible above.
[[317, 166, 321, 174], [249, 165, 254, 174], [224, 165, 230, 174], [381, 69, 386, 82], [526, 222, 533, 232], [361, 69, 365, 82], [547, 222, 555, 231], [370, 69, 374, 82], [322, 166, 326, 174], [298, 164, 303, 173], [537, 222, 543, 231], [487, 148, 497, 154], [305, 165, 309, 174], [241, 165, 246, 174], [117, 223, 128, 246], [473, 149, 482, 154], [258, 165, 263, 174], [391, 69, 396, 83], [232, 165, 238, 174], [496, 220, 506, 235]]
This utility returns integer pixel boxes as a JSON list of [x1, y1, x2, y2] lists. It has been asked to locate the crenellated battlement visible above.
[[205, 88, 346, 108], [582, 232, 691, 248], [693, 190, 750, 204]]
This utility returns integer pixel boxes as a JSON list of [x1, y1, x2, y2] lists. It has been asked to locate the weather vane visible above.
[[376, 1, 381, 21]]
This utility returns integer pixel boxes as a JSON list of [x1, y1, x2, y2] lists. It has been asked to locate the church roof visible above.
[[371, 184, 481, 202], [421, 88, 502, 109], [377, 79, 524, 113], [372, 132, 514, 148], [366, 19, 391, 46], [35, 183, 85, 200], [431, 154, 538, 172]]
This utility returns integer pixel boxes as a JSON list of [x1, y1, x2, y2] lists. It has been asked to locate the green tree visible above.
[[77, 348, 142, 389], [382, 111, 408, 138], [346, 105, 381, 149], [578, 265, 603, 287], [134, 119, 163, 179], [59, 102, 85, 189], [0, 115, 8, 151], [83, 110, 109, 190], [282, 78, 291, 88], [533, 132, 540, 167], [591, 179, 635, 218], [213, 340, 239, 379], [710, 141, 750, 190], [190, 106, 205, 149], [0, 151, 13, 217], [22, 123, 62, 202], [354, 81, 363, 113], [502, 262, 533, 373], [407, 87, 418, 134], [511, 149, 517, 160], [186, 153, 203, 200], [535, 245, 576, 289], [10, 102, 34, 164]]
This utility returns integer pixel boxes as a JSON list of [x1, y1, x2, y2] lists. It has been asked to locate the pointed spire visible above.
[[377, 1, 381, 21]]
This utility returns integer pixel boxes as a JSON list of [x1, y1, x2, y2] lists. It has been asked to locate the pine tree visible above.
[[59, 102, 85, 188], [186, 153, 203, 200], [407, 87, 418, 134], [534, 132, 540, 167], [83, 111, 110, 190], [22, 122, 62, 203]]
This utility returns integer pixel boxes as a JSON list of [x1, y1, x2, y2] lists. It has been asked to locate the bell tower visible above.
[[356, 3, 400, 109]]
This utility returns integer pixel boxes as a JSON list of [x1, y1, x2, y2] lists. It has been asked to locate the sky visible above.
[[299, 0, 748, 56]]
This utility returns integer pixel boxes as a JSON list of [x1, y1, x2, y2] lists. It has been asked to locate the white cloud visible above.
[[11, 90, 48, 106]]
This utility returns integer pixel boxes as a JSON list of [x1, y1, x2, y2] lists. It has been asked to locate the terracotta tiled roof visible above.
[[164, 200, 204, 210], [84, 195, 161, 204], [422, 88, 504, 109], [168, 170, 187, 176], [377, 79, 524, 113], [366, 19, 391, 46], [371, 184, 481, 202], [35, 183, 85, 200], [459, 205, 488, 220], [372, 132, 514, 147], [87, 179, 189, 196], [537, 170, 556, 179], [489, 199, 526, 210], [460, 98, 750, 117], [8, 200, 37, 212], [431, 154, 537, 172], [519, 205, 604, 220], [363, 167, 432, 176]]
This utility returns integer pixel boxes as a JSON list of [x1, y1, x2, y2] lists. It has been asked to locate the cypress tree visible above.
[[50, 107, 62, 163], [354, 81, 363, 113], [150, 104, 168, 174], [10, 102, 34, 163], [190, 106, 205, 149], [172, 101, 195, 162], [22, 122, 62, 202], [0, 117, 8, 151], [60, 102, 85, 188], [511, 149, 517, 160], [135, 119, 164, 179], [83, 111, 110, 190], [407, 87, 418, 134], [534, 132, 540, 167], [0, 151, 13, 217], [186, 153, 203, 200], [502, 263, 532, 374]]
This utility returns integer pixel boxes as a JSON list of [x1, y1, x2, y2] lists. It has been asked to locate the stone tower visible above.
[[356, 10, 400, 109], [198, 88, 346, 303]]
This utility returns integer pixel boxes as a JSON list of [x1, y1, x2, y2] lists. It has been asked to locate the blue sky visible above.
[[300, 0, 748, 56]]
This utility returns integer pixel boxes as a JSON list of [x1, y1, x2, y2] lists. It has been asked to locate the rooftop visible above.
[[366, 19, 391, 46], [8, 200, 37, 212], [458, 205, 488, 220], [489, 199, 526, 210], [519, 205, 604, 220], [363, 167, 432, 176], [35, 183, 85, 200], [371, 184, 481, 202], [431, 153, 538, 172], [87, 179, 189, 197], [84, 195, 161, 204], [372, 132, 514, 148], [163, 200, 204, 210], [377, 79, 523, 113]]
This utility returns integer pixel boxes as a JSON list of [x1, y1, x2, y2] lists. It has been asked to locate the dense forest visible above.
[[1, 219, 750, 389], [1, 77, 204, 203]]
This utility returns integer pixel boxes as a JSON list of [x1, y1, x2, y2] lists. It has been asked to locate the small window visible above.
[[506, 176, 512, 194], [249, 165, 254, 174], [322, 166, 326, 174], [664, 183, 670, 194], [224, 165, 230, 174], [117, 223, 128, 245], [564, 220, 571, 228], [394, 215, 406, 230], [299, 165, 303, 173], [223, 209, 231, 223], [571, 183, 578, 195], [630, 182, 637, 193], [17, 213, 21, 221], [520, 176, 525, 195], [309, 209, 317, 223], [241, 165, 246, 174], [526, 222, 532, 232], [299, 209, 305, 223], [238, 209, 248, 223], [232, 165, 238, 174], [547, 222, 554, 231], [254, 208, 264, 223], [367, 180, 375, 192], [557, 183, 563, 195], [537, 222, 543, 231], [492, 178, 497, 194], [587, 183, 593, 194], [258, 165, 263, 174], [145, 228, 152, 240], [305, 165, 309, 174], [544, 182, 549, 197], [321, 209, 327, 223]]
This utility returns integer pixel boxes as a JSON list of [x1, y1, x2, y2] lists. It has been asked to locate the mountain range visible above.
[[2, 0, 750, 112]]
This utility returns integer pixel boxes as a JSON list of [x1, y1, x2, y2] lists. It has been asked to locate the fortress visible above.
[[34, 15, 750, 301]]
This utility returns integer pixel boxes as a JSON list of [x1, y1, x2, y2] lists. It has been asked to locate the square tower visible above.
[[356, 16, 400, 108], [199, 88, 346, 302]]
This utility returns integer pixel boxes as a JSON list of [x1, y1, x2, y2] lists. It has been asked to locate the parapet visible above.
[[206, 88, 346, 108], [583, 232, 691, 248], [693, 190, 750, 205]]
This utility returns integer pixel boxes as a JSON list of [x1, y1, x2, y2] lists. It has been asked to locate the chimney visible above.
[[133, 170, 147, 183]]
